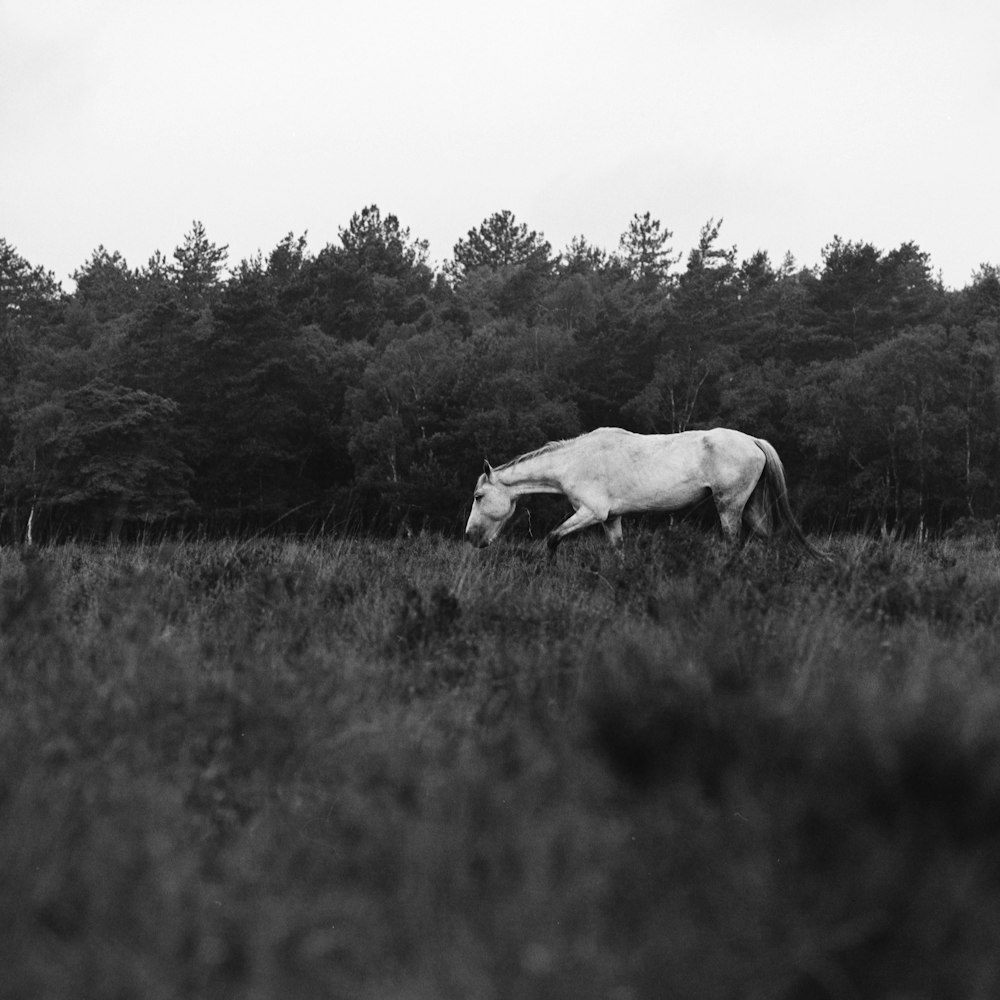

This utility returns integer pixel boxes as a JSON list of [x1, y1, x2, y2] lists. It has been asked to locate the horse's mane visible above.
[[496, 437, 573, 471]]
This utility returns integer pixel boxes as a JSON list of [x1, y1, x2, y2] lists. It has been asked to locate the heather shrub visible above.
[[3, 532, 1000, 998]]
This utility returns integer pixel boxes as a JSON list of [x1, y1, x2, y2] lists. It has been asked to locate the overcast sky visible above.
[[3, 0, 998, 290]]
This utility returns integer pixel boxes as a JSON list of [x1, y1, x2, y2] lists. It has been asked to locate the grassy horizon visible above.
[[3, 529, 1000, 998]]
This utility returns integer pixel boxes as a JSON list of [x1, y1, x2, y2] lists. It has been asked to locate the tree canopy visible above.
[[0, 214, 997, 542]]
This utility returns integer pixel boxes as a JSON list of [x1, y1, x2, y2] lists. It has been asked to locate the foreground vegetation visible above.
[[3, 530, 1000, 998]]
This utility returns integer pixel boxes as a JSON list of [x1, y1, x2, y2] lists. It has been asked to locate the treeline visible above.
[[1, 207, 999, 542]]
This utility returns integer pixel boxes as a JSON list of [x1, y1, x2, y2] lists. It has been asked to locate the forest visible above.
[[2, 207, 999, 544]]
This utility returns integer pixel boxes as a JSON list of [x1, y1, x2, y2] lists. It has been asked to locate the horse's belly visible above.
[[611, 476, 709, 514]]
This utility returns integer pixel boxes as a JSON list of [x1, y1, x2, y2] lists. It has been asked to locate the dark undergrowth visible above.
[[2, 528, 1000, 998]]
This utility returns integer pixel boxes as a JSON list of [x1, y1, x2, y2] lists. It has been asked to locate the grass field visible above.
[[3, 527, 1000, 999]]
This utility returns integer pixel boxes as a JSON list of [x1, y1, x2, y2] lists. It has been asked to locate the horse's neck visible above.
[[496, 452, 567, 497]]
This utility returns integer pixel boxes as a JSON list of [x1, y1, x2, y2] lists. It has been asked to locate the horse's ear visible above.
[[483, 459, 494, 481]]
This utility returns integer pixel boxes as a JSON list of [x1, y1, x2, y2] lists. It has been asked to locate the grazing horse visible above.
[[464, 426, 826, 558]]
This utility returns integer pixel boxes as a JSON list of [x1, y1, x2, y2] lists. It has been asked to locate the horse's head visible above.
[[464, 461, 516, 547]]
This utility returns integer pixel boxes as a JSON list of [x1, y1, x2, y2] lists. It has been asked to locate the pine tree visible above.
[[171, 221, 228, 309], [617, 212, 679, 286]]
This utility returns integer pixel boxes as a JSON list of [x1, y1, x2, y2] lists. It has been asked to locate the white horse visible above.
[[464, 426, 826, 558]]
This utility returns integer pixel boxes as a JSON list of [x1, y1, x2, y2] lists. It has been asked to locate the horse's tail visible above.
[[754, 438, 830, 560]]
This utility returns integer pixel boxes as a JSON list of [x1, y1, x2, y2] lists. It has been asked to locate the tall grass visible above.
[[3, 528, 1000, 998]]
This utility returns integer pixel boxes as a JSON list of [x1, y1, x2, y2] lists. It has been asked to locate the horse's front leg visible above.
[[545, 506, 602, 557], [602, 515, 624, 559]]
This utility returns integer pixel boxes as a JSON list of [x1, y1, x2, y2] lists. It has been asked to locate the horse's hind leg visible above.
[[715, 503, 743, 546], [741, 482, 772, 542], [714, 488, 757, 547]]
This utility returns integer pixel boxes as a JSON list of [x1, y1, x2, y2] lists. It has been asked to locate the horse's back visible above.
[[583, 426, 761, 469]]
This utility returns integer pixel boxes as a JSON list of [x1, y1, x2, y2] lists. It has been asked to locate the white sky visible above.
[[2, 0, 998, 290]]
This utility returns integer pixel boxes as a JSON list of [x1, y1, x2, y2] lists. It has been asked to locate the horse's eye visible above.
[[474, 493, 484, 502]]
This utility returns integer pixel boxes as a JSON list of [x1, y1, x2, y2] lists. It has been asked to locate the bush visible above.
[[3, 533, 1000, 997]]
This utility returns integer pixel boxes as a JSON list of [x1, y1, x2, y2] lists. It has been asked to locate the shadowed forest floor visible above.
[[3, 529, 1000, 998]]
